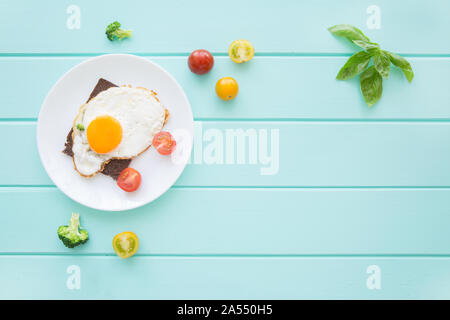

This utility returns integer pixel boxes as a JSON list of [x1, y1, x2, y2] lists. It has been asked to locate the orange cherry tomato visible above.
[[152, 131, 176, 155], [215, 77, 239, 101], [117, 168, 141, 192]]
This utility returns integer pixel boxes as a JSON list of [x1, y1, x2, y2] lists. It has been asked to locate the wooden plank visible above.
[[1, 57, 449, 120], [1, 188, 450, 254], [1, 122, 449, 186], [1, 256, 450, 299], [1, 0, 450, 54]]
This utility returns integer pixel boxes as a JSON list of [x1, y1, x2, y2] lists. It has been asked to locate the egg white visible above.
[[72, 86, 166, 177]]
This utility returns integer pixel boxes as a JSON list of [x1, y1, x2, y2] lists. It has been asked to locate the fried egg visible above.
[[72, 86, 166, 177]]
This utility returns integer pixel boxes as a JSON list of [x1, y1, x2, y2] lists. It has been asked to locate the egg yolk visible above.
[[87, 115, 122, 154]]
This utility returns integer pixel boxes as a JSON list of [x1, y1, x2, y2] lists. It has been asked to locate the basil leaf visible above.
[[328, 24, 370, 43], [373, 50, 391, 78], [386, 51, 414, 82], [360, 66, 383, 107], [352, 40, 380, 51], [336, 51, 372, 80]]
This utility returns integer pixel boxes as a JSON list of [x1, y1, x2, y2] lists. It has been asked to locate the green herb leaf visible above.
[[352, 40, 380, 51], [76, 124, 85, 131], [336, 51, 372, 80], [373, 50, 391, 78], [329, 24, 413, 108], [386, 51, 414, 82], [328, 24, 370, 43], [360, 66, 383, 107]]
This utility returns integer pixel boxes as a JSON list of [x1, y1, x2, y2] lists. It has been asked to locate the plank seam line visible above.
[[3, 119, 450, 123], [2, 253, 450, 258], [0, 53, 450, 58], [2, 186, 450, 190]]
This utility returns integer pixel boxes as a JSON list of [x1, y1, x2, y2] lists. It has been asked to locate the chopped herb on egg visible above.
[[76, 124, 85, 131]]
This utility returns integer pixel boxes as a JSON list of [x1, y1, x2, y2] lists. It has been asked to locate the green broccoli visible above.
[[105, 21, 132, 41], [57, 213, 89, 248]]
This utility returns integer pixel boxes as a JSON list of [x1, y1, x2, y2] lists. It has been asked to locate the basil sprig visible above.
[[328, 24, 414, 107]]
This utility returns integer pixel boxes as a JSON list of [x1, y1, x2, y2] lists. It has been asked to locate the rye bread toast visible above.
[[63, 78, 169, 180]]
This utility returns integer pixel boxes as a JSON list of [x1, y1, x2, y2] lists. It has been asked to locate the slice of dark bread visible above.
[[62, 78, 131, 180]]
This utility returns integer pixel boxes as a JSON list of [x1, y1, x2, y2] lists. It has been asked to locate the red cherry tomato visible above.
[[152, 131, 176, 155], [188, 49, 214, 75], [117, 168, 141, 192]]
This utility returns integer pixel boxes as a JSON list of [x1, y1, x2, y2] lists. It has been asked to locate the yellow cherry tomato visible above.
[[228, 40, 255, 63], [112, 231, 139, 259], [215, 77, 239, 101]]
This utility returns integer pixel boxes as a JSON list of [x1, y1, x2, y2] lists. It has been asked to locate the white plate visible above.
[[37, 54, 193, 211]]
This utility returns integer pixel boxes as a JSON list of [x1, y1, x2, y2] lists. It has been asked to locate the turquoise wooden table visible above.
[[1, 0, 450, 299]]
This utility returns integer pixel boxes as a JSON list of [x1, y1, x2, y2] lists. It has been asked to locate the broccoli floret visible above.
[[105, 21, 132, 41], [57, 213, 89, 248]]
